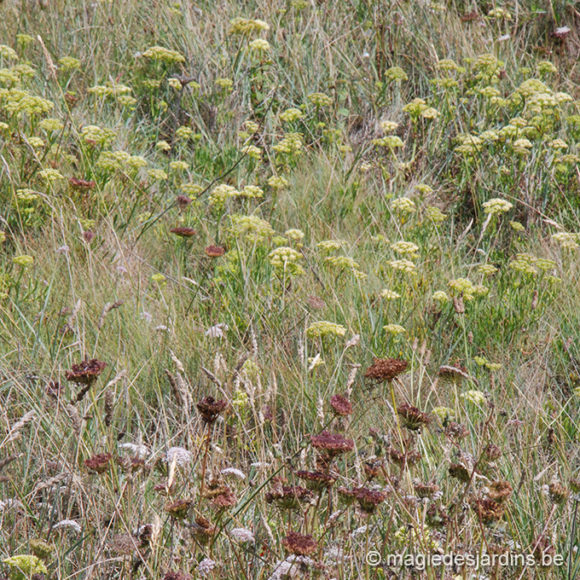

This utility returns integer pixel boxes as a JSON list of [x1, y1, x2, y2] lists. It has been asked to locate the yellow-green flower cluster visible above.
[[509, 253, 538, 275], [228, 214, 274, 243], [448, 277, 488, 300], [267, 175, 288, 189], [425, 206, 447, 224], [372, 135, 403, 148], [268, 246, 304, 276], [317, 240, 343, 253], [390, 197, 416, 215], [324, 255, 359, 271], [385, 66, 408, 82], [280, 108, 304, 123], [308, 92, 332, 107], [13, 254, 34, 267], [1, 88, 54, 117], [39, 168, 64, 182], [391, 241, 419, 257], [273, 132, 303, 155], [306, 321, 347, 339], [388, 259, 416, 273], [482, 198, 513, 215], [383, 323, 406, 335], [474, 356, 502, 371], [461, 390, 487, 405], [551, 232, 579, 250], [229, 17, 270, 35], [142, 46, 185, 63], [249, 39, 271, 53], [58, 56, 81, 71], [380, 289, 401, 300], [0, 45, 18, 61], [81, 125, 117, 146]]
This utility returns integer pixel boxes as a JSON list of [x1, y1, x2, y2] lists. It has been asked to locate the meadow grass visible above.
[[0, 0, 578, 578]]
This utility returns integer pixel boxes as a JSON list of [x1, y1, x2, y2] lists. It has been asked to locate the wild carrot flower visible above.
[[66, 359, 106, 386], [397, 403, 430, 431], [282, 532, 318, 556], [364, 358, 408, 384], [196, 397, 228, 424]]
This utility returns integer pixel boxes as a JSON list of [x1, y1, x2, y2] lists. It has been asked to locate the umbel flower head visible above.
[[310, 431, 354, 457], [84, 453, 113, 474], [266, 478, 313, 510], [364, 358, 408, 384], [196, 396, 228, 424], [282, 532, 318, 556], [329, 393, 352, 416], [397, 403, 431, 431], [66, 359, 106, 386]]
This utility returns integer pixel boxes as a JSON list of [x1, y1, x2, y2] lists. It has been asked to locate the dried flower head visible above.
[[397, 403, 430, 431], [170, 226, 196, 238], [471, 497, 505, 524], [329, 394, 352, 417], [310, 431, 354, 457], [548, 481, 569, 504], [488, 480, 512, 503], [190, 516, 216, 545], [205, 245, 226, 257], [282, 532, 318, 556], [266, 478, 313, 510], [364, 358, 408, 384], [354, 487, 387, 514], [66, 359, 106, 386], [196, 397, 228, 424], [449, 463, 471, 483], [295, 470, 337, 491], [84, 453, 113, 474], [445, 422, 469, 439], [414, 481, 440, 499], [165, 498, 193, 520]]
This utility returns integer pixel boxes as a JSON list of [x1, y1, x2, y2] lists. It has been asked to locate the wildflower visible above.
[[425, 206, 447, 224], [151, 273, 166, 283], [449, 462, 471, 482], [295, 470, 337, 491], [229, 17, 270, 35], [432, 290, 450, 303], [205, 245, 226, 257], [190, 516, 215, 545], [383, 324, 406, 335], [390, 197, 416, 214], [471, 497, 505, 524], [230, 528, 254, 544], [477, 264, 498, 275], [66, 359, 106, 386], [39, 168, 64, 182], [282, 532, 318, 556], [380, 289, 400, 300], [391, 240, 419, 257], [306, 321, 347, 339], [280, 108, 304, 123], [52, 520, 82, 533], [249, 38, 271, 53], [84, 453, 113, 474], [364, 358, 408, 384], [0, 45, 18, 60], [12, 255, 34, 267], [196, 396, 228, 424], [488, 480, 512, 503], [268, 246, 304, 276], [169, 160, 188, 172], [2, 555, 48, 577], [220, 467, 246, 480], [69, 177, 96, 190], [165, 446, 192, 466], [170, 226, 196, 238], [310, 431, 354, 457], [308, 92, 333, 107], [414, 481, 440, 498], [548, 481, 569, 504], [431, 406, 455, 423], [59, 56, 81, 71], [142, 45, 185, 63], [355, 487, 387, 514], [482, 198, 513, 215], [380, 120, 398, 133], [388, 259, 417, 273], [385, 66, 408, 82], [462, 390, 487, 406], [397, 403, 430, 430], [329, 393, 352, 416], [551, 232, 579, 250], [266, 479, 313, 509], [267, 175, 288, 189], [445, 422, 469, 439], [148, 168, 168, 181], [165, 498, 193, 519]]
